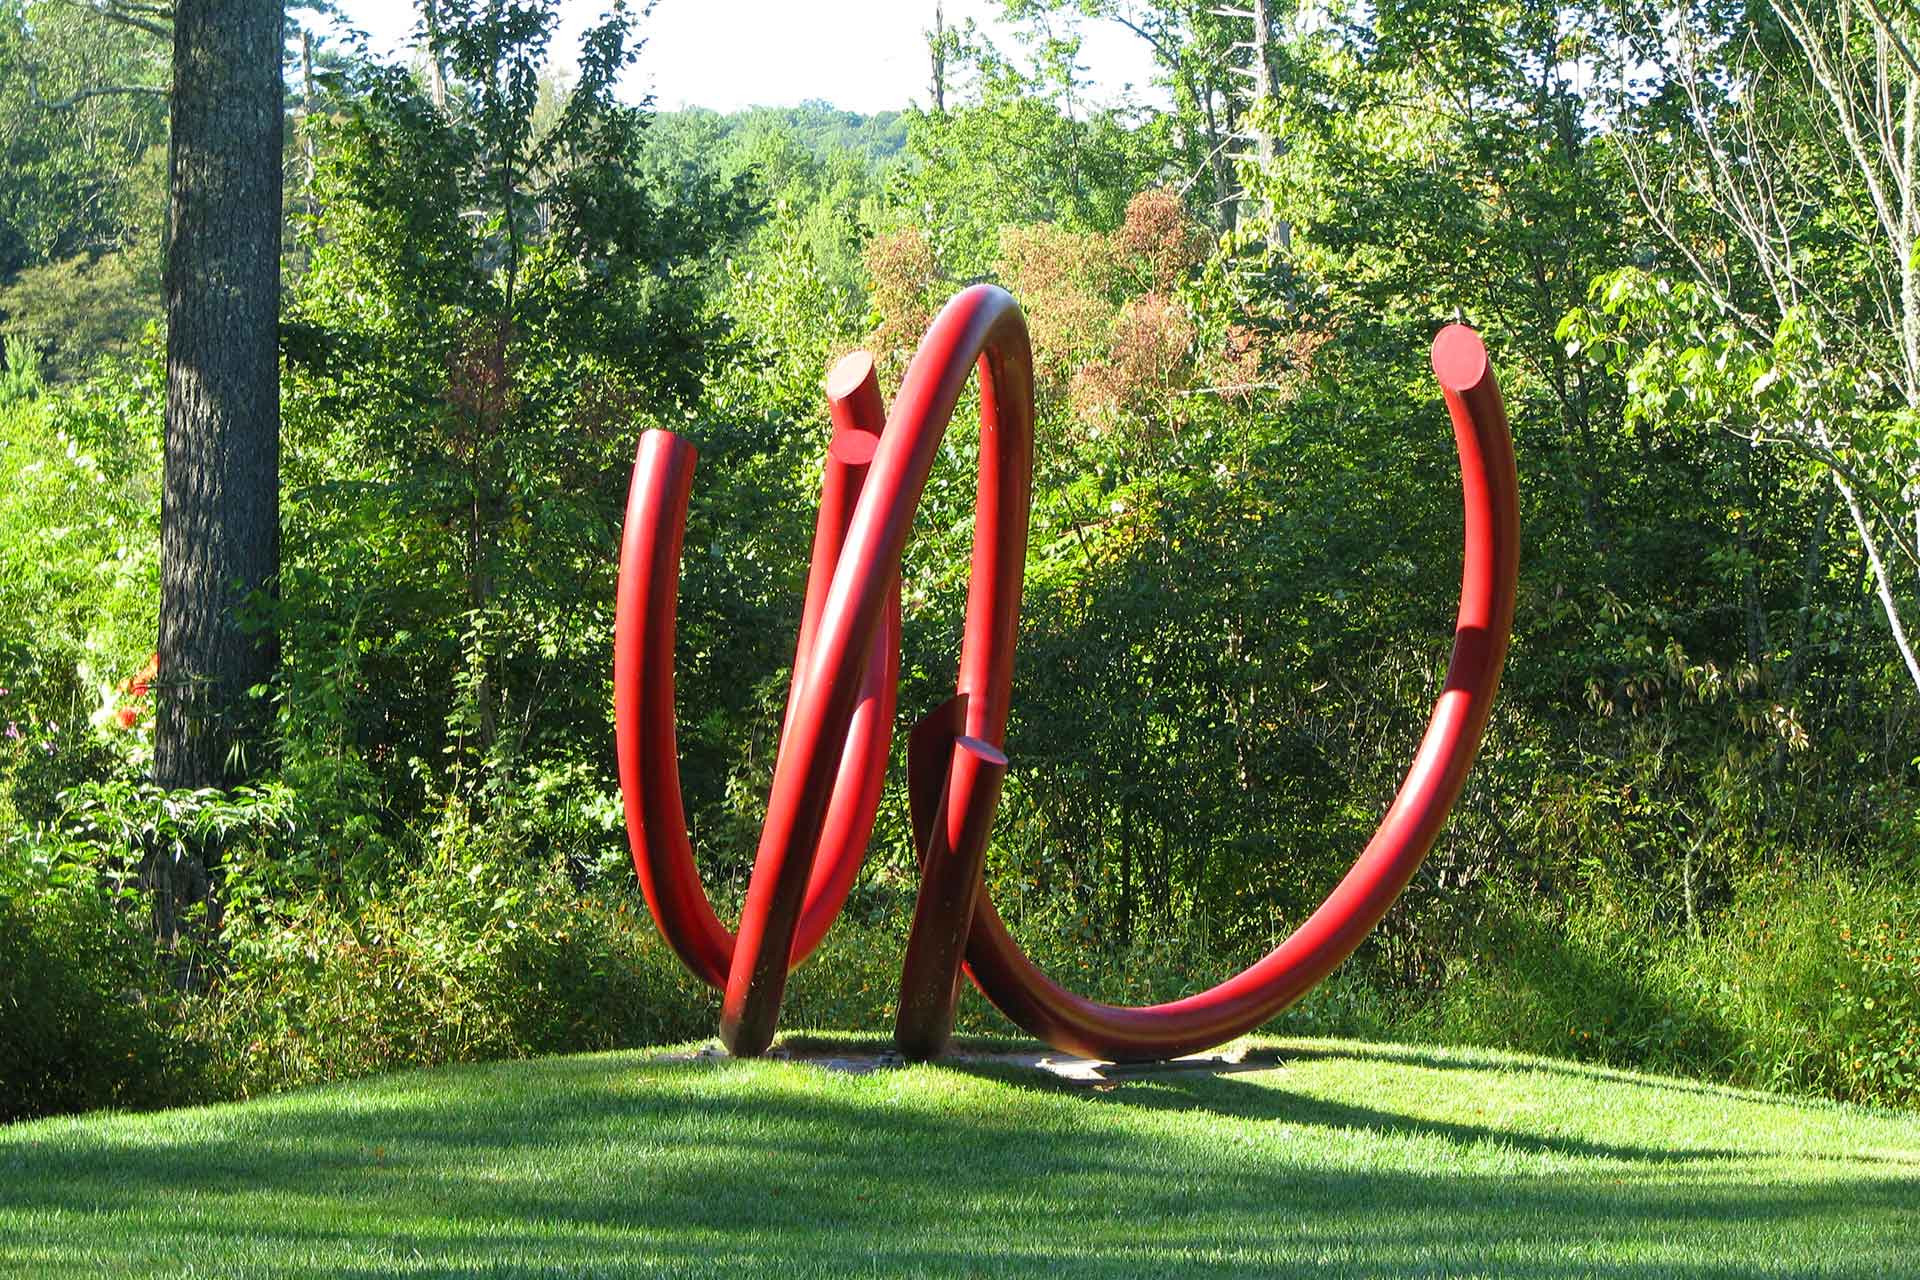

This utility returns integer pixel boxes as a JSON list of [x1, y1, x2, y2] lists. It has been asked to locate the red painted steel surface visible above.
[[717, 287, 1035, 1056], [957, 323, 1519, 1060], [896, 725, 1008, 1060], [614, 359, 900, 989], [615, 285, 1519, 1062]]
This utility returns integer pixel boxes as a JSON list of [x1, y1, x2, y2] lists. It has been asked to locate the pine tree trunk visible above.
[[153, 0, 283, 948]]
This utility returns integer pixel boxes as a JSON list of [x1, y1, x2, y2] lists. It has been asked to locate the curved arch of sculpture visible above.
[[615, 361, 904, 991], [616, 284, 1519, 1063]]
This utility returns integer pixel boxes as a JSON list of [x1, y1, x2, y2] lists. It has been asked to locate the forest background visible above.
[[2, 0, 1917, 1122]]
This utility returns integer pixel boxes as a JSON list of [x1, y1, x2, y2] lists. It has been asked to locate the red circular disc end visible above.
[[1431, 324, 1489, 395], [828, 429, 880, 466], [826, 349, 877, 402]]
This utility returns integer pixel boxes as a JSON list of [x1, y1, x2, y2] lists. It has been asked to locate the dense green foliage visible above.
[[0, 1, 167, 382], [2, 0, 1918, 1123]]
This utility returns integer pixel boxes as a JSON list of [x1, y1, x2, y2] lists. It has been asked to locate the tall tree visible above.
[[154, 0, 283, 938], [281, 0, 753, 814], [1007, 0, 1267, 228], [897, 23, 1164, 278], [0, 0, 168, 278]]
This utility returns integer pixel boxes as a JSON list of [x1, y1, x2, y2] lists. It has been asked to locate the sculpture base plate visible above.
[[654, 1040, 1269, 1085]]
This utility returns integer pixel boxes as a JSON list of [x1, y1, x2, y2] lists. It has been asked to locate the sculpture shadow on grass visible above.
[[2, 1051, 1915, 1279]]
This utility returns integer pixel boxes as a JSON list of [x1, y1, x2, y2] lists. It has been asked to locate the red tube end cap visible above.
[[826, 349, 877, 402], [828, 429, 879, 466], [1431, 324, 1490, 395]]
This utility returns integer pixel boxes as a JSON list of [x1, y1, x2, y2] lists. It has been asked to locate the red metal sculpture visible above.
[[616, 285, 1520, 1062]]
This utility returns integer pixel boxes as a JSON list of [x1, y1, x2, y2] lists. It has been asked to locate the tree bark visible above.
[[154, 0, 283, 941], [423, 0, 450, 113], [929, 0, 946, 114], [1248, 0, 1289, 248]]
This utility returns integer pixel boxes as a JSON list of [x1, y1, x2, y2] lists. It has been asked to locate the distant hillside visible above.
[[658, 101, 909, 166]]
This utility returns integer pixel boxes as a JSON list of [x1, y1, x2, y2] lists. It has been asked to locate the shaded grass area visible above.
[[2, 1035, 1916, 1278]]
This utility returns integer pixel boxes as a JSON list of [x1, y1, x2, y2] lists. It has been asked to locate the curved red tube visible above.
[[616, 290, 1517, 1063], [614, 361, 900, 989], [957, 323, 1519, 1060], [718, 285, 1035, 1055]]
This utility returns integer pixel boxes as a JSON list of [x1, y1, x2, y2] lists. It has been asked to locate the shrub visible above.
[[1412, 893, 1733, 1074], [0, 333, 43, 405], [782, 893, 1400, 1046], [1398, 872, 1920, 1110], [1657, 874, 1920, 1107], [0, 831, 199, 1121], [194, 810, 716, 1099], [0, 367, 160, 823]]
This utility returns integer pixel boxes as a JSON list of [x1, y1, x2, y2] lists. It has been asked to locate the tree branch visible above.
[[29, 82, 169, 110], [53, 0, 174, 41], [1830, 458, 1920, 694]]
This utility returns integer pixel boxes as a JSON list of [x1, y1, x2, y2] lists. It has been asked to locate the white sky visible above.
[[327, 1, 1166, 115]]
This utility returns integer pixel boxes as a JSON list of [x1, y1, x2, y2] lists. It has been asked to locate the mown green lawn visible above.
[[1, 1035, 1915, 1278]]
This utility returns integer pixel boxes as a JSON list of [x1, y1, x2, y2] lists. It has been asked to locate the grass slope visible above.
[[2, 1036, 1916, 1278]]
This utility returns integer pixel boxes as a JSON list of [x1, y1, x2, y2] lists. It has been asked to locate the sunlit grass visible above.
[[3, 1034, 1915, 1277]]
